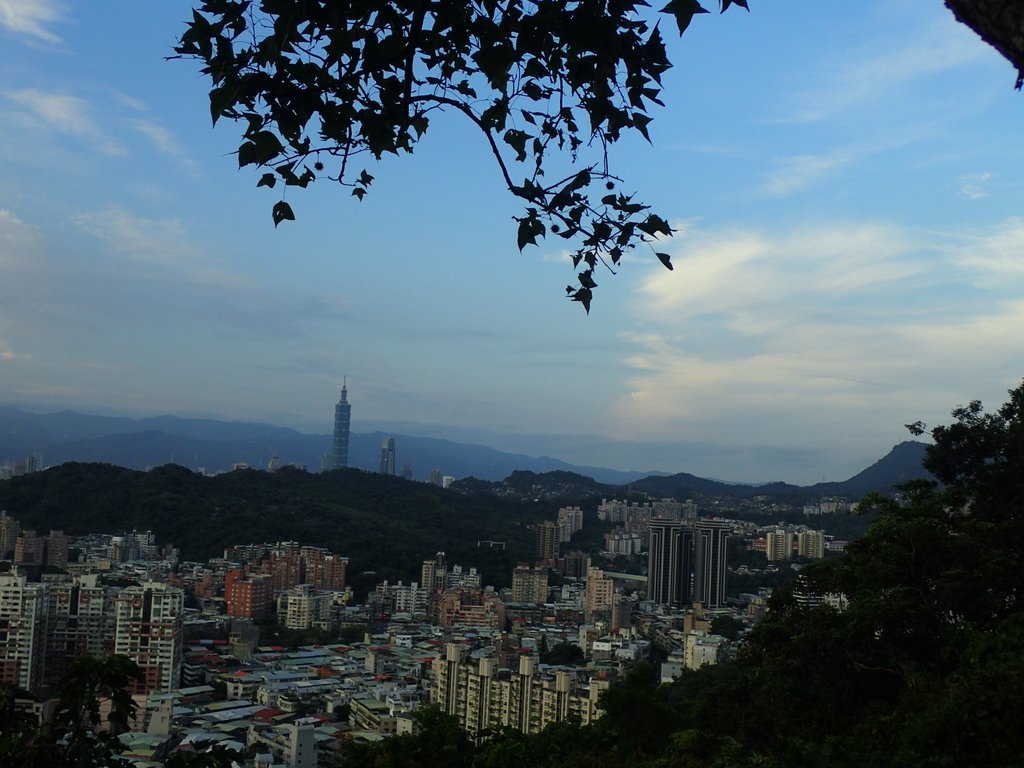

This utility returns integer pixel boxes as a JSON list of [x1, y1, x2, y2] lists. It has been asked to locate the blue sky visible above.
[[1, 0, 1022, 484]]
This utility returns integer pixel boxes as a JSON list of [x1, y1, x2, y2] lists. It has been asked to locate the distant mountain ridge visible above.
[[0, 407, 663, 484], [0, 406, 932, 493]]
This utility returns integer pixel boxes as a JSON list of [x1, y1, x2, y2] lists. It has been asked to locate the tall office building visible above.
[[330, 380, 352, 469], [379, 437, 396, 475], [647, 520, 695, 609], [694, 520, 730, 609]]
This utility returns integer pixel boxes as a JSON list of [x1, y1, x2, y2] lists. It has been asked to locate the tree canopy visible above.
[[345, 381, 1024, 766], [175, 2, 1021, 312], [174, 0, 751, 312]]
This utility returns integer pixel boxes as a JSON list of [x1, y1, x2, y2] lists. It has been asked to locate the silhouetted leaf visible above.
[[272, 200, 295, 226], [660, 0, 709, 35]]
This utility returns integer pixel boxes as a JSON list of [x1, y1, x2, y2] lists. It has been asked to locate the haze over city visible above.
[[1, 1, 1022, 485]]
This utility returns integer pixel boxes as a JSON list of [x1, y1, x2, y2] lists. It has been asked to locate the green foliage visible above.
[[709, 613, 743, 640], [540, 641, 585, 666], [0, 463, 536, 590], [345, 382, 1024, 768], [0, 655, 142, 768], [174, 1, 745, 311]]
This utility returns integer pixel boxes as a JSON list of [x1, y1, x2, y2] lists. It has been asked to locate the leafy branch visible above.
[[174, 0, 746, 311]]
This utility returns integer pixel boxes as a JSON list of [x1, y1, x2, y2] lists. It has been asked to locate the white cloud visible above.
[[5, 88, 125, 155], [614, 219, 1020, 448], [0, 0, 65, 44], [958, 172, 993, 200], [130, 119, 198, 174], [946, 216, 1024, 284], [762, 150, 856, 197], [0, 207, 43, 267], [72, 208, 202, 266], [636, 222, 921, 326], [776, 16, 984, 124]]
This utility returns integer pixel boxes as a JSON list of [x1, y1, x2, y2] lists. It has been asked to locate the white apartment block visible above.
[[557, 506, 584, 543], [432, 643, 607, 742], [766, 530, 794, 561], [798, 530, 826, 559], [0, 571, 47, 692], [113, 582, 184, 693], [276, 585, 331, 630]]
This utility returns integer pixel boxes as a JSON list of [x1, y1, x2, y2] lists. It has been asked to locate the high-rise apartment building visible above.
[[432, 643, 607, 741], [535, 521, 560, 562], [224, 569, 274, 619], [14, 530, 45, 570], [694, 520, 730, 609], [766, 529, 794, 561], [276, 584, 331, 630], [0, 511, 20, 558], [0, 571, 48, 693], [303, 548, 348, 590], [437, 589, 505, 630], [511, 564, 549, 604], [421, 552, 447, 595], [798, 530, 826, 559], [379, 437, 396, 475], [585, 566, 614, 623], [444, 564, 481, 591], [647, 520, 695, 609], [46, 575, 111, 686], [113, 582, 184, 693], [45, 530, 69, 569], [557, 506, 584, 543], [330, 380, 352, 470]]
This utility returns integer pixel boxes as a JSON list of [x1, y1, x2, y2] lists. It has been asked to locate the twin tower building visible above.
[[648, 517, 731, 610]]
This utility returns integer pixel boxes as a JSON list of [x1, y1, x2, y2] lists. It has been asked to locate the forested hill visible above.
[[0, 463, 548, 588]]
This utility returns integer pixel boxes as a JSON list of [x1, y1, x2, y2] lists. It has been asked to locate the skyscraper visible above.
[[647, 520, 695, 609], [379, 436, 396, 475], [694, 520, 730, 609], [330, 380, 351, 469]]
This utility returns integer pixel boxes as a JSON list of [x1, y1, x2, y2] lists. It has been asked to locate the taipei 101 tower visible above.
[[331, 379, 351, 469]]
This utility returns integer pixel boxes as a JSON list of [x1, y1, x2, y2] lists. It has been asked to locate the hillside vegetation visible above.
[[349, 383, 1024, 767], [0, 464, 544, 587]]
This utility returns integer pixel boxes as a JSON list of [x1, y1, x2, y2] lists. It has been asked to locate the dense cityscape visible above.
[[0, 386, 864, 767]]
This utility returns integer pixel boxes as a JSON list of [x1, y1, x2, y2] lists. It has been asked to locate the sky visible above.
[[1, 0, 1022, 484]]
